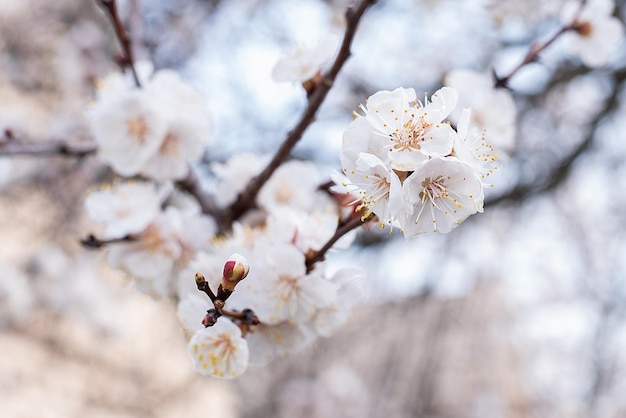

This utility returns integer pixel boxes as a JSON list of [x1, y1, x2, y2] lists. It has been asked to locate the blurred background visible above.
[[1, 0, 626, 417]]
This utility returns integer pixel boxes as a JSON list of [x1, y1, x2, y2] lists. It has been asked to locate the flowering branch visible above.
[[305, 212, 373, 273], [494, 0, 587, 88], [226, 0, 378, 224], [97, 0, 142, 88], [487, 66, 624, 206]]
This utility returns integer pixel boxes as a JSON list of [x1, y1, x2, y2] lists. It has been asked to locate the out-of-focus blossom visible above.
[[272, 34, 339, 83], [187, 317, 249, 378], [211, 153, 270, 207], [88, 62, 212, 180], [445, 69, 516, 152], [84, 181, 161, 239], [257, 160, 327, 213], [561, 0, 625, 67]]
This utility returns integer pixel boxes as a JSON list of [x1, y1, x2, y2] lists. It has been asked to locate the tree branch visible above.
[[97, 0, 142, 87], [225, 0, 378, 225], [0, 137, 97, 157], [494, 0, 587, 89], [487, 68, 624, 206]]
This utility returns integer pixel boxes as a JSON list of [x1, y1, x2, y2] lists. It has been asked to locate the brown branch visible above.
[[486, 67, 624, 206], [494, 0, 587, 89], [305, 213, 371, 273], [175, 168, 227, 225], [97, 0, 141, 87], [225, 0, 378, 226], [0, 138, 97, 157], [80, 233, 136, 249]]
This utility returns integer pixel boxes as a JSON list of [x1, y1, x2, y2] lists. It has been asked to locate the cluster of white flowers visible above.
[[84, 181, 216, 297], [88, 61, 212, 181], [175, 158, 364, 378], [271, 34, 339, 84], [80, 39, 500, 379], [333, 86, 497, 236]]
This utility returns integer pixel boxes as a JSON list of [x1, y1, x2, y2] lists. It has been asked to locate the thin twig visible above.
[[80, 233, 136, 249], [305, 213, 371, 272], [487, 67, 624, 206], [494, 0, 588, 88], [97, 0, 141, 87], [0, 139, 97, 157], [225, 0, 378, 225]]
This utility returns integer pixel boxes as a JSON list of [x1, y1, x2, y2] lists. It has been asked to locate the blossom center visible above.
[[391, 114, 428, 150], [127, 116, 149, 143], [419, 176, 448, 204]]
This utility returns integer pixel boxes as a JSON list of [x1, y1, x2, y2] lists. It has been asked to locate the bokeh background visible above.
[[1, 0, 626, 417]]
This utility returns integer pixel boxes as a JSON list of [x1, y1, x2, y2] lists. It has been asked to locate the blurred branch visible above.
[[175, 167, 226, 223], [305, 213, 371, 273], [494, 0, 587, 89], [487, 67, 625, 207], [97, 0, 142, 87], [80, 233, 136, 249], [0, 134, 97, 157], [225, 0, 378, 226]]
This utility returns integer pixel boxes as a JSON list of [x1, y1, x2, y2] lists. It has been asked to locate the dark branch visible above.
[[487, 67, 624, 206], [0, 136, 96, 157], [80, 233, 136, 249], [225, 0, 378, 226], [305, 213, 371, 273], [97, 0, 141, 87], [494, 0, 587, 89]]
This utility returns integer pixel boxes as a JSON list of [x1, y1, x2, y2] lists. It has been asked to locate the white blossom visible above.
[[252, 244, 337, 325], [84, 181, 161, 239], [140, 70, 213, 181], [88, 89, 168, 176], [402, 156, 484, 236], [272, 34, 339, 83], [188, 317, 249, 378], [561, 0, 625, 67], [358, 87, 458, 171], [211, 153, 270, 207], [257, 160, 326, 213], [445, 69, 516, 152]]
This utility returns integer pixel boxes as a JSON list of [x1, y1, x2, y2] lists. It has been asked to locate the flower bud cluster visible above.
[[176, 159, 365, 378]]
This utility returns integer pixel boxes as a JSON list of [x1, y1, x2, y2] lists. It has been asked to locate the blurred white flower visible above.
[[107, 206, 214, 298], [257, 160, 325, 213], [253, 244, 337, 325], [188, 317, 249, 378], [84, 181, 161, 239], [88, 90, 168, 176], [272, 34, 339, 83], [89, 63, 212, 180], [211, 153, 270, 207], [402, 156, 484, 236], [561, 0, 625, 67], [445, 69, 516, 152], [0, 263, 34, 328], [313, 268, 365, 337], [140, 70, 213, 181]]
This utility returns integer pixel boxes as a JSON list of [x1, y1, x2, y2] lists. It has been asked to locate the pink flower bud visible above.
[[221, 253, 250, 291]]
